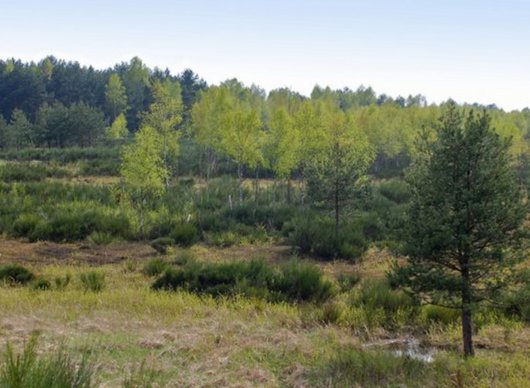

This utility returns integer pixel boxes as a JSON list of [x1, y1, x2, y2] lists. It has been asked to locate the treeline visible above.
[[0, 56, 206, 146], [1, 57, 530, 180]]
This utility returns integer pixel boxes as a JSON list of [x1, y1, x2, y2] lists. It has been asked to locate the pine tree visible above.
[[391, 102, 527, 357]]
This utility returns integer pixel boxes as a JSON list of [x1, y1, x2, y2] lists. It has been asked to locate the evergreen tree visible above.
[[5, 109, 35, 149], [391, 102, 527, 357]]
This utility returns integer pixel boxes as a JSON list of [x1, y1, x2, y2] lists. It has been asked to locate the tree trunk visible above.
[[461, 266, 475, 357]]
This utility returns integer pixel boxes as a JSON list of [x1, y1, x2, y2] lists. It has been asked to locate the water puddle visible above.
[[363, 337, 436, 363]]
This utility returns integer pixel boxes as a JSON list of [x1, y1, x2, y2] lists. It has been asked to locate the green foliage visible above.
[[391, 103, 528, 356], [152, 258, 334, 303], [502, 269, 530, 322], [170, 223, 199, 247], [105, 73, 128, 121], [79, 271, 105, 292], [32, 278, 51, 291], [337, 272, 361, 292], [350, 279, 416, 329], [0, 163, 70, 182], [0, 264, 35, 285], [87, 231, 115, 246], [421, 305, 460, 325], [106, 113, 128, 140], [0, 337, 93, 388], [142, 258, 169, 277], [287, 214, 367, 260], [54, 274, 71, 290], [311, 347, 425, 387]]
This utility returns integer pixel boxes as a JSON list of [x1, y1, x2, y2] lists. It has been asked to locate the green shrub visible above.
[[32, 279, 51, 291], [170, 223, 199, 247], [79, 271, 105, 292], [0, 336, 94, 388], [337, 272, 361, 292], [87, 231, 114, 246], [378, 179, 411, 204], [274, 260, 335, 302], [421, 305, 460, 325], [207, 231, 239, 247], [0, 264, 35, 285], [149, 237, 174, 255], [54, 274, 71, 290], [502, 269, 530, 322], [152, 258, 333, 303], [358, 279, 414, 312], [11, 214, 42, 239], [0, 163, 70, 182], [143, 258, 169, 277], [351, 279, 417, 328], [288, 215, 367, 260]]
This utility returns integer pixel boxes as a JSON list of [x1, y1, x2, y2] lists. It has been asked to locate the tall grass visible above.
[[0, 337, 94, 388]]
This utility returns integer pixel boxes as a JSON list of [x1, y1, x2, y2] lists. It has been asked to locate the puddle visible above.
[[363, 337, 436, 363]]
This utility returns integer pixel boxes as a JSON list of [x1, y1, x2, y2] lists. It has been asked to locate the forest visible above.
[[0, 57, 529, 387]]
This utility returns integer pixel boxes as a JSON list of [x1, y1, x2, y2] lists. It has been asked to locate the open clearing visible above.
[[1, 238, 529, 387]]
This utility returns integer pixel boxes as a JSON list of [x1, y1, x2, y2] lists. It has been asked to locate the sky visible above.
[[1, 0, 529, 110]]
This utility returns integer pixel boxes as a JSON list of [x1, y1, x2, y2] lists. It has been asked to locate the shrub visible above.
[[0, 264, 35, 285], [288, 215, 367, 261], [501, 269, 530, 322], [149, 237, 174, 255], [351, 279, 417, 328], [79, 271, 105, 292], [0, 336, 94, 388], [33, 279, 51, 291], [143, 258, 169, 277], [170, 223, 199, 247], [378, 179, 411, 204], [54, 274, 71, 290], [152, 258, 333, 303], [11, 214, 43, 239], [337, 272, 361, 292], [274, 260, 335, 302], [87, 231, 114, 246], [421, 305, 460, 325], [207, 231, 239, 247]]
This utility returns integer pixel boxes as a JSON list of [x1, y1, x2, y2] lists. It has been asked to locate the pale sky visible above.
[[1, 0, 529, 110]]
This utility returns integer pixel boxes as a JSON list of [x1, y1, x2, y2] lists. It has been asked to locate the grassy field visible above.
[[1, 238, 529, 387]]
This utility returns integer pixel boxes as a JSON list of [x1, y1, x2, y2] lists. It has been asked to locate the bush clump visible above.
[[142, 258, 169, 277], [152, 258, 334, 303], [0, 264, 35, 285], [170, 223, 199, 247], [79, 271, 105, 292], [287, 214, 367, 261]]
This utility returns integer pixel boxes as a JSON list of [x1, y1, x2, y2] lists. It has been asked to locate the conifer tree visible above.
[[392, 102, 527, 357]]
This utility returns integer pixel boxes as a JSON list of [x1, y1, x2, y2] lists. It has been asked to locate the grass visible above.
[[0, 256, 527, 386]]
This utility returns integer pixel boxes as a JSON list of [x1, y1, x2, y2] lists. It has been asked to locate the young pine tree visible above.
[[391, 102, 527, 357]]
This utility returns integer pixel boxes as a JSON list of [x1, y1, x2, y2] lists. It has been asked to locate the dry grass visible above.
[[0, 239, 529, 386]]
